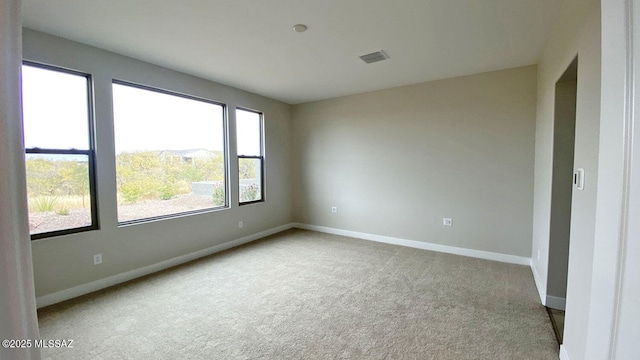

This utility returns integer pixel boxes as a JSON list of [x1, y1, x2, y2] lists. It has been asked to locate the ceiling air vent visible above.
[[359, 50, 390, 64]]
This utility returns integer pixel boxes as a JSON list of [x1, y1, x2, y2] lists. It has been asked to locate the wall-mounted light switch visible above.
[[574, 168, 585, 190]]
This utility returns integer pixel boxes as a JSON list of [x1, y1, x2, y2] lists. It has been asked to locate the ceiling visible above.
[[22, 0, 564, 104]]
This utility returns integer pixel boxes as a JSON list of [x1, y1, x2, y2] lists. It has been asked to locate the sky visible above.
[[22, 65, 90, 150], [112, 83, 224, 153], [236, 108, 261, 156], [22, 65, 261, 155]]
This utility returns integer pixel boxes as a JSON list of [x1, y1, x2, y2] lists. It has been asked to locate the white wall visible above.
[[584, 0, 640, 358], [0, 2, 40, 359], [564, 11, 602, 356], [292, 66, 537, 258], [612, 2, 640, 355], [22, 29, 293, 303], [611, 4, 640, 351], [530, 0, 600, 358]]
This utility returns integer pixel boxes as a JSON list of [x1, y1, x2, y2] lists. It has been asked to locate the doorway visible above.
[[546, 57, 578, 344]]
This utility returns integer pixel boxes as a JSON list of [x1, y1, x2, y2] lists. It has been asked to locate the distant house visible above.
[[158, 149, 215, 165]]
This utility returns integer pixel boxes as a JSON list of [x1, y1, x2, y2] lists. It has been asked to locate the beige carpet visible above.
[[38, 229, 558, 359]]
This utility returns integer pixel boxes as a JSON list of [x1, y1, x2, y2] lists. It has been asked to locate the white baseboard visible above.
[[530, 261, 547, 305], [546, 295, 566, 311], [36, 223, 295, 308], [559, 345, 569, 360], [292, 223, 531, 266]]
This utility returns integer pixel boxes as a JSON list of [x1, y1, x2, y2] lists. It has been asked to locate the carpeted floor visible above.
[[37, 229, 558, 359]]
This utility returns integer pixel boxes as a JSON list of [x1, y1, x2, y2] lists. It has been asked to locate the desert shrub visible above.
[[119, 182, 143, 204], [240, 184, 259, 202], [159, 183, 179, 200], [212, 184, 225, 206], [238, 158, 257, 180], [31, 196, 58, 212], [26, 159, 90, 204], [115, 150, 226, 204], [55, 207, 70, 216]]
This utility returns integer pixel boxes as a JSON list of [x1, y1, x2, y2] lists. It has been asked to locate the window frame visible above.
[[22, 61, 100, 240], [111, 80, 230, 225], [236, 107, 265, 206]]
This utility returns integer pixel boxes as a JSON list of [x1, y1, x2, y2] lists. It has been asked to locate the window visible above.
[[21, 63, 98, 239], [236, 108, 264, 204], [112, 82, 227, 223]]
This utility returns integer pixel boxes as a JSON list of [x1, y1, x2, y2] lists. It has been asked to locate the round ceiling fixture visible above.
[[293, 24, 308, 33]]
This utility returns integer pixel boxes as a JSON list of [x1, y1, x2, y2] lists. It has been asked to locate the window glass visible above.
[[22, 64, 97, 238], [112, 82, 226, 223], [22, 65, 90, 149], [237, 110, 261, 156], [236, 109, 263, 204], [239, 158, 263, 202]]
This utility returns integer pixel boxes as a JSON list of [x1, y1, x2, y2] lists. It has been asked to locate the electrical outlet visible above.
[[443, 218, 453, 226], [239, 221, 243, 229], [331, 206, 338, 213], [93, 253, 102, 265], [537, 250, 540, 261]]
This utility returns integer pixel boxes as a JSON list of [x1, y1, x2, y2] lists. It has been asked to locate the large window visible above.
[[112, 82, 227, 223], [236, 108, 264, 204], [22, 63, 98, 239]]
